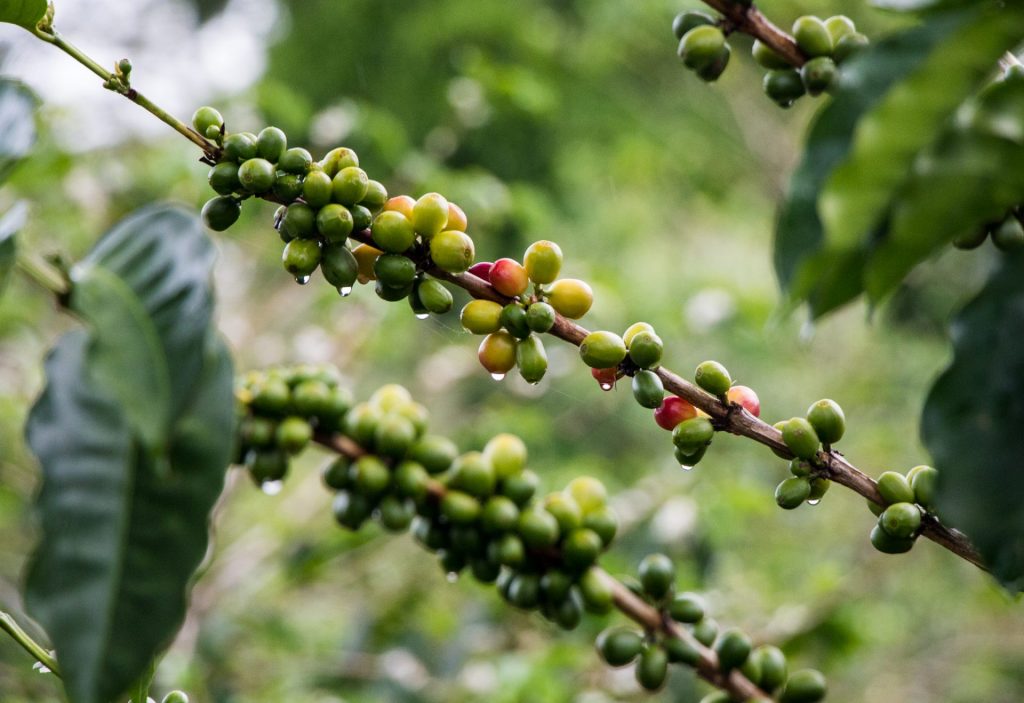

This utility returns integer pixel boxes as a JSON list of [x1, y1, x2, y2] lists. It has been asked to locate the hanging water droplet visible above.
[[799, 319, 816, 343], [527, 381, 541, 386], [415, 313, 429, 320], [807, 498, 821, 506], [490, 373, 506, 381], [680, 464, 694, 472], [446, 572, 459, 583], [32, 662, 51, 675], [599, 382, 613, 391], [295, 275, 311, 285], [338, 286, 353, 297], [261, 480, 283, 496]]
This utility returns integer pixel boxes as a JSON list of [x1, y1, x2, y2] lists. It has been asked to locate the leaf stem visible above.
[[0, 610, 61, 678], [16, 251, 69, 296]]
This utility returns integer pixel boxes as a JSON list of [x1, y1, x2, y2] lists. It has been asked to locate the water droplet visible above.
[[261, 480, 283, 496], [490, 373, 506, 381], [295, 275, 311, 285], [527, 381, 541, 387], [32, 662, 51, 675], [599, 382, 613, 392], [338, 286, 353, 297], [807, 498, 821, 506], [680, 464, 694, 472], [799, 319, 816, 343], [446, 572, 459, 583], [415, 313, 429, 320]]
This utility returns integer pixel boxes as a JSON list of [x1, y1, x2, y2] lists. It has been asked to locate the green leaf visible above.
[[0, 78, 38, 183], [819, 5, 1023, 252], [69, 206, 218, 451], [870, 0, 976, 12], [25, 330, 235, 703], [0, 0, 46, 29], [922, 253, 1024, 591], [0, 201, 26, 295]]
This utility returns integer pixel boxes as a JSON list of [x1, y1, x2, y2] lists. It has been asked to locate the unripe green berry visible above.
[[191, 107, 222, 138], [162, 691, 189, 703], [714, 628, 752, 671], [668, 592, 705, 623], [374, 413, 417, 457], [276, 416, 312, 454], [222, 132, 258, 162], [870, 523, 915, 554], [362, 180, 388, 212], [332, 166, 369, 205], [461, 300, 503, 334], [248, 449, 288, 483], [273, 172, 303, 202], [806, 398, 845, 444], [692, 617, 719, 647], [562, 527, 603, 570], [411, 192, 449, 237], [371, 210, 415, 253], [696, 43, 731, 83], [508, 572, 541, 609], [516, 333, 548, 384], [635, 644, 669, 691], [877, 471, 915, 504], [752, 39, 790, 69], [582, 506, 617, 546], [674, 443, 707, 467], [282, 238, 321, 279], [757, 645, 788, 693], [672, 10, 714, 40], [638, 553, 675, 600], [394, 460, 429, 499], [622, 321, 655, 347], [910, 466, 938, 510], [789, 458, 814, 477], [525, 301, 556, 333], [579, 330, 627, 369], [578, 567, 614, 613], [374, 254, 417, 289], [430, 229, 476, 273], [300, 170, 332, 209], [678, 25, 726, 70], [567, 476, 607, 513], [518, 507, 560, 548], [416, 278, 453, 314], [880, 502, 922, 539], [775, 476, 811, 510], [208, 162, 240, 195], [800, 56, 837, 96], [316, 204, 354, 244], [694, 360, 731, 396], [596, 627, 643, 666], [792, 16, 833, 58], [333, 491, 372, 530], [283, 202, 316, 239], [406, 435, 457, 474], [378, 495, 415, 532], [781, 417, 820, 460], [483, 433, 527, 478], [631, 369, 664, 409], [824, 15, 856, 43], [500, 468, 539, 506], [833, 32, 869, 63], [278, 147, 313, 174], [663, 636, 701, 665], [256, 126, 287, 162], [523, 240, 563, 284], [672, 416, 714, 451], [808, 477, 830, 502], [628, 331, 663, 369], [763, 69, 806, 106], [480, 495, 519, 533], [544, 492, 583, 533], [320, 147, 359, 177], [441, 490, 481, 524], [780, 669, 827, 703], [546, 278, 593, 319], [448, 451, 496, 498], [491, 532, 525, 567], [500, 303, 531, 339], [237, 158, 275, 193], [201, 196, 240, 231]]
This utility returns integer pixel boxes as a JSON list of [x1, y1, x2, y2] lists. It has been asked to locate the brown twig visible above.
[[702, 0, 807, 67]]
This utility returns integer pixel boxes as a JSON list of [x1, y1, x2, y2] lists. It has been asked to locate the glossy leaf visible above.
[[0, 0, 46, 29], [25, 331, 234, 703], [0, 78, 38, 183], [0, 201, 26, 294], [922, 253, 1024, 591]]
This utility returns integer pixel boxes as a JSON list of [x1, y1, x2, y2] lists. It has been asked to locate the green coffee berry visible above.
[[675, 444, 707, 467], [248, 449, 288, 483], [596, 627, 644, 666], [877, 471, 915, 505], [483, 433, 527, 479], [792, 16, 833, 57], [678, 25, 726, 71], [412, 517, 447, 551], [276, 416, 312, 454], [635, 644, 669, 691], [992, 215, 1024, 251], [870, 524, 914, 554], [757, 645, 788, 693], [500, 303, 531, 339], [407, 434, 457, 474], [524, 240, 563, 284], [567, 476, 607, 513], [278, 147, 313, 174], [362, 180, 388, 212], [880, 502, 922, 539], [579, 331, 628, 369], [333, 490, 372, 529], [525, 301, 556, 333], [508, 573, 541, 609], [378, 495, 415, 532], [692, 617, 719, 647], [321, 243, 359, 291], [256, 126, 287, 162], [350, 203, 373, 232], [824, 15, 856, 43], [578, 567, 614, 613], [628, 331, 663, 369], [251, 377, 291, 414], [551, 591, 584, 630], [714, 628, 752, 671], [393, 460, 429, 499], [632, 369, 665, 409], [663, 636, 700, 665], [273, 172, 303, 202], [669, 592, 705, 623], [806, 398, 845, 444], [833, 32, 869, 63], [372, 210, 416, 253], [582, 506, 618, 546], [752, 39, 790, 69], [638, 553, 675, 600], [808, 477, 830, 502], [374, 414, 417, 457], [430, 229, 476, 273], [789, 458, 813, 477], [622, 322, 654, 347], [763, 69, 806, 106], [800, 56, 837, 96], [222, 132, 258, 162], [672, 10, 715, 40], [332, 166, 369, 205], [416, 278, 453, 314], [192, 106, 223, 137], [780, 669, 827, 703], [240, 416, 276, 448], [208, 162, 240, 195], [461, 300, 504, 334], [519, 507, 560, 548], [237, 157, 275, 193], [320, 146, 358, 177], [910, 466, 938, 510], [481, 495, 520, 533], [562, 528, 603, 570], [441, 490, 482, 524], [781, 417, 820, 460], [448, 452, 496, 497], [694, 360, 731, 396], [470, 557, 501, 584], [696, 43, 731, 83], [292, 379, 331, 417], [201, 196, 240, 231], [775, 476, 811, 510], [491, 533, 525, 567], [544, 493, 583, 533], [301, 169, 332, 209], [282, 238, 321, 279], [411, 192, 449, 237], [501, 468, 539, 506], [283, 202, 316, 239], [374, 254, 417, 289], [672, 416, 714, 451], [516, 334, 548, 384]]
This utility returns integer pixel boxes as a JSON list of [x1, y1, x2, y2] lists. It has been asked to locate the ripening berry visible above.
[[256, 126, 287, 162], [491, 258, 530, 297], [632, 369, 664, 409], [672, 10, 714, 40], [800, 56, 837, 96], [371, 210, 415, 253], [525, 301, 556, 333], [726, 385, 760, 416], [461, 299, 503, 334], [430, 229, 476, 273], [833, 32, 869, 63], [208, 162, 240, 195], [870, 524, 914, 554], [781, 417, 820, 460], [383, 195, 415, 219], [877, 471, 915, 505], [635, 644, 669, 692], [824, 15, 856, 43], [332, 166, 369, 206], [567, 476, 607, 513], [596, 627, 643, 666], [320, 146, 359, 177], [484, 433, 527, 479], [544, 492, 583, 533], [192, 106, 223, 137], [201, 196, 240, 231], [579, 331, 627, 369], [411, 192, 449, 237], [672, 416, 714, 451], [448, 451, 496, 497], [627, 330, 663, 369], [523, 240, 563, 284], [909, 465, 938, 509], [352, 243, 381, 283], [516, 334, 548, 384], [654, 396, 697, 430], [441, 490, 482, 524], [316, 203, 354, 243], [546, 278, 593, 319], [752, 39, 790, 69], [694, 360, 732, 396], [638, 553, 675, 600], [806, 398, 845, 444], [764, 70, 806, 106], [714, 628, 752, 671], [591, 366, 618, 389], [880, 502, 922, 539], [447, 201, 468, 231], [237, 158, 275, 193], [277, 147, 313, 174], [678, 25, 726, 70], [780, 669, 827, 703], [276, 416, 312, 454], [622, 321, 655, 347], [282, 238, 321, 278], [478, 330, 517, 375], [775, 476, 811, 509], [792, 16, 833, 57], [468, 261, 493, 282]]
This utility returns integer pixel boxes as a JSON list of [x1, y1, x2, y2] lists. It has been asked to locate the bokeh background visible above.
[[1, 1, 1021, 702]]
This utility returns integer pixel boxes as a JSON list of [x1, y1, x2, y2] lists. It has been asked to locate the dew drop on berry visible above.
[[446, 572, 459, 583], [338, 286, 353, 297], [491, 372, 506, 381], [599, 382, 613, 391], [680, 464, 694, 472], [295, 275, 311, 285], [261, 480, 283, 495], [415, 313, 429, 320], [807, 498, 821, 506]]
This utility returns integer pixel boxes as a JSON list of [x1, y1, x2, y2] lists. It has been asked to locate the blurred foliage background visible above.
[[0, 1, 1021, 702]]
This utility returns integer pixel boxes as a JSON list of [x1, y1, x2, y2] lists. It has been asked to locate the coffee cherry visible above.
[[237, 158, 275, 194], [256, 126, 287, 162], [678, 25, 726, 70], [869, 524, 914, 554], [792, 16, 833, 57], [632, 370, 665, 409], [192, 106, 223, 137], [273, 172, 303, 203], [371, 210, 415, 253], [248, 449, 288, 483], [596, 627, 643, 666], [780, 669, 827, 703], [375, 414, 417, 457], [430, 229, 476, 273], [669, 592, 705, 623], [654, 396, 698, 430], [283, 203, 316, 239], [909, 465, 937, 509], [880, 502, 921, 539], [674, 443, 707, 467], [544, 492, 583, 533], [459, 300, 502, 334], [692, 617, 719, 647], [833, 32, 869, 63], [672, 10, 714, 40], [448, 451, 495, 497], [441, 490, 482, 524], [470, 557, 501, 584], [877, 471, 914, 505], [333, 491, 372, 530], [240, 416, 277, 448], [484, 433, 528, 479], [563, 528, 603, 570], [763, 70, 806, 106], [351, 243, 381, 283], [321, 147, 359, 177], [507, 572, 541, 609], [201, 196, 240, 231], [824, 15, 856, 43], [376, 495, 414, 532], [491, 258, 530, 297], [565, 476, 606, 514], [332, 166, 369, 205], [696, 43, 731, 83], [350, 455, 390, 495], [375, 278, 414, 301], [546, 278, 593, 319], [373, 254, 417, 289], [638, 553, 674, 600], [297, 169, 330, 209], [525, 301, 556, 333], [411, 192, 449, 237], [500, 303, 531, 339], [282, 238, 321, 279], [312, 206, 353, 245], [478, 330, 517, 376], [775, 477, 811, 509], [672, 416, 713, 449], [222, 132, 258, 162], [583, 506, 617, 546], [208, 162, 240, 195], [516, 334, 549, 384], [383, 195, 415, 219], [694, 360, 731, 396], [490, 533, 525, 567], [517, 507, 559, 549], [578, 567, 614, 613], [251, 377, 290, 414], [752, 39, 790, 69], [408, 434, 458, 474], [756, 645, 788, 693], [276, 416, 312, 454], [789, 458, 813, 477], [714, 628, 752, 671], [993, 215, 1024, 251], [348, 204, 372, 233], [480, 495, 520, 533], [394, 460, 429, 499], [591, 366, 619, 390], [523, 240, 563, 284], [500, 468, 539, 506], [800, 56, 837, 96], [726, 385, 760, 416], [628, 331, 663, 369], [622, 322, 654, 347], [781, 417, 820, 460], [808, 477, 830, 502], [580, 331, 627, 369], [277, 147, 312, 174], [292, 379, 331, 417], [416, 278, 453, 314], [635, 644, 669, 691], [162, 691, 189, 703], [806, 398, 845, 445]]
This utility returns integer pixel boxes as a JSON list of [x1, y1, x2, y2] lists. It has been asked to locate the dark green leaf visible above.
[[0, 200, 26, 294], [25, 331, 235, 703], [922, 253, 1024, 591], [0, 78, 38, 183], [0, 0, 46, 29]]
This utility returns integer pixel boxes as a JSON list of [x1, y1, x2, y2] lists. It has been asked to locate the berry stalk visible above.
[[699, 0, 807, 67], [0, 610, 61, 679]]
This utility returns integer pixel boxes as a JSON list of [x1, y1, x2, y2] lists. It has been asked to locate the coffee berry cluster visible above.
[[953, 207, 1024, 252], [772, 399, 845, 510], [598, 553, 826, 701], [460, 243, 594, 383], [867, 465, 938, 554], [671, 11, 869, 107]]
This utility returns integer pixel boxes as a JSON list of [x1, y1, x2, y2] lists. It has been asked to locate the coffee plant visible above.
[[0, 0, 1022, 701]]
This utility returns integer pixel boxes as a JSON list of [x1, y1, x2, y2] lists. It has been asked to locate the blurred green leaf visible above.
[[870, 0, 976, 12], [0, 0, 46, 29], [0, 201, 26, 295], [0, 78, 37, 183], [25, 330, 234, 703], [820, 5, 1022, 252], [922, 252, 1024, 591]]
